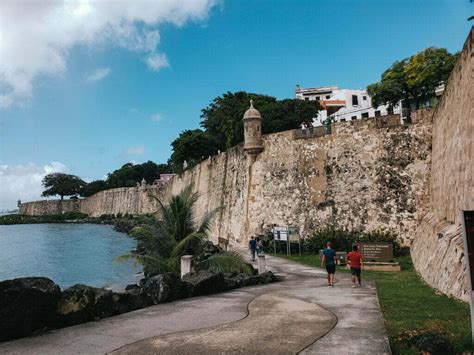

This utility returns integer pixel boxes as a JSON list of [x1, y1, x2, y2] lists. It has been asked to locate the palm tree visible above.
[[116, 185, 252, 276]]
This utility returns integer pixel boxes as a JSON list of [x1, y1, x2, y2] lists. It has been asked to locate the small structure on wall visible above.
[[243, 100, 263, 155]]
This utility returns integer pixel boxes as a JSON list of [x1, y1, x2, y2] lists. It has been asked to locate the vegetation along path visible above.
[[0, 251, 390, 355]]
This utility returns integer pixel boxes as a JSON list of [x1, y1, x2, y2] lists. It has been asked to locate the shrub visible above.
[[301, 228, 404, 257]]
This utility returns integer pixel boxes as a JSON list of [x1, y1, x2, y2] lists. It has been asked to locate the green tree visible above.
[[106, 161, 171, 188], [41, 173, 86, 200], [117, 185, 252, 277], [81, 180, 109, 197], [169, 129, 219, 172], [367, 47, 458, 118], [200, 91, 318, 151]]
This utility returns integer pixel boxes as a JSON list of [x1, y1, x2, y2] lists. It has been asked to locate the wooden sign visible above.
[[359, 243, 393, 262]]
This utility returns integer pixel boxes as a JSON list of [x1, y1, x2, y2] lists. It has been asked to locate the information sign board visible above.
[[359, 243, 393, 262]]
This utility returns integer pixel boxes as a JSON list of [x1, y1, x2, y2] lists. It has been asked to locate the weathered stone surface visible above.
[[19, 113, 433, 247], [0, 277, 61, 341], [139, 273, 191, 304], [182, 270, 226, 296], [223, 271, 277, 290], [411, 28, 473, 301], [56, 284, 117, 326]]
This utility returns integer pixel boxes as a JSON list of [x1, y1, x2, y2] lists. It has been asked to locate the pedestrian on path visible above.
[[256, 238, 264, 255], [249, 236, 257, 261], [347, 245, 364, 287], [321, 242, 336, 286]]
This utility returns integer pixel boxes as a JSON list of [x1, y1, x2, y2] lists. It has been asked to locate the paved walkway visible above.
[[0, 251, 390, 355]]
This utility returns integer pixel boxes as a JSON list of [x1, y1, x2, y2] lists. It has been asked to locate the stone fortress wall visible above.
[[20, 108, 434, 246], [19, 27, 473, 301], [411, 27, 473, 301]]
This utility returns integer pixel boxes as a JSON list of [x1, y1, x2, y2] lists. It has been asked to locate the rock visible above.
[[0, 277, 61, 341], [182, 270, 226, 296], [258, 271, 277, 284], [140, 273, 191, 304], [56, 284, 117, 326], [114, 290, 150, 313]]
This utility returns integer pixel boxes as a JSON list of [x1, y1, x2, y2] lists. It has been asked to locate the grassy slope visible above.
[[275, 254, 471, 354]]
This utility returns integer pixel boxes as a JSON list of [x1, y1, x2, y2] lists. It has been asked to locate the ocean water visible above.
[[0, 223, 142, 290]]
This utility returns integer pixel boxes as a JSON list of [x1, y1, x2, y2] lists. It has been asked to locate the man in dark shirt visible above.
[[321, 242, 336, 286], [248, 236, 257, 261]]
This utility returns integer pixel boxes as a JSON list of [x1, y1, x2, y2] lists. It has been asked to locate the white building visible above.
[[295, 85, 399, 126]]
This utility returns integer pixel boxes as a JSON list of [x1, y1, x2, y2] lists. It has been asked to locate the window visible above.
[[352, 95, 359, 106], [304, 97, 309, 101], [340, 118, 346, 122], [351, 116, 357, 120], [315, 96, 320, 101], [363, 96, 367, 100], [326, 95, 330, 99], [361, 112, 369, 118], [374, 110, 381, 117]]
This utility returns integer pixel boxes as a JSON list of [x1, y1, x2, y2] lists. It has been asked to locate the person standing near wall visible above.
[[347, 245, 364, 287], [248, 236, 257, 261], [321, 242, 336, 286]]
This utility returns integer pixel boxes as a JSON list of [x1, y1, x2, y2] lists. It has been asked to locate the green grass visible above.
[[274, 253, 472, 354]]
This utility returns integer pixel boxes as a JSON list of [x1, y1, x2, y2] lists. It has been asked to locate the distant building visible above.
[[295, 85, 399, 125]]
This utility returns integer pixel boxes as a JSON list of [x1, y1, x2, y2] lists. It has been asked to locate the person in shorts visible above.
[[321, 242, 336, 286], [347, 245, 364, 287]]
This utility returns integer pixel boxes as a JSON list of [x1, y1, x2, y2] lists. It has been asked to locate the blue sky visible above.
[[0, 0, 471, 209]]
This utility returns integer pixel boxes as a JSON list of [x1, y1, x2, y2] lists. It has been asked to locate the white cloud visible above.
[[150, 113, 162, 122], [126, 146, 144, 156], [0, 0, 217, 108], [0, 162, 68, 210], [145, 53, 169, 71], [85, 67, 111, 83]]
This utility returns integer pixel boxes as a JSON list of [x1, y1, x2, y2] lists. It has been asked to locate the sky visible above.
[[0, 0, 472, 210]]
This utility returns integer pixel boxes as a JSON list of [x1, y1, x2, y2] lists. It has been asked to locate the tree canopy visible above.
[[200, 91, 318, 151], [106, 161, 171, 188], [367, 47, 458, 116], [169, 129, 219, 172], [41, 173, 86, 200]]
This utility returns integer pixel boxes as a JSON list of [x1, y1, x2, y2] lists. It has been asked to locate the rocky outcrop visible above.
[[0, 268, 278, 342], [0, 277, 61, 341], [139, 273, 191, 304], [56, 284, 118, 326], [182, 270, 227, 296]]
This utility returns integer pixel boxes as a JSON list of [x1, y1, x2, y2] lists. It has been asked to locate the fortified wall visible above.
[[411, 27, 474, 301], [21, 110, 433, 245], [169, 110, 432, 246]]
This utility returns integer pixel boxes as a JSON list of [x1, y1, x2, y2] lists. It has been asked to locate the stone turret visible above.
[[243, 100, 263, 155]]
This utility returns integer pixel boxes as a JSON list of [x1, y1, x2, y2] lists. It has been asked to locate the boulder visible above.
[[0, 277, 61, 341], [56, 284, 117, 326], [140, 273, 191, 304], [182, 270, 226, 296]]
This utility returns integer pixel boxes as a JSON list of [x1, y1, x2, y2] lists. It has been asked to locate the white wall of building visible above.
[[295, 85, 400, 126]]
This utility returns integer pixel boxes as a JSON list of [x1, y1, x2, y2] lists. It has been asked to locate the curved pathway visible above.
[[0, 251, 390, 354]]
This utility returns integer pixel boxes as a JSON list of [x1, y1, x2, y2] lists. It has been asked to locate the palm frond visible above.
[[196, 251, 254, 276], [197, 206, 223, 234], [170, 232, 207, 258]]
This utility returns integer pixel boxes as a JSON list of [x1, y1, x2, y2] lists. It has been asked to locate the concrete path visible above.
[[0, 251, 391, 355]]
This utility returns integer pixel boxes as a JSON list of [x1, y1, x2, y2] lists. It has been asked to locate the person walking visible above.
[[256, 238, 264, 255], [321, 242, 336, 286], [347, 245, 364, 287], [248, 236, 257, 261]]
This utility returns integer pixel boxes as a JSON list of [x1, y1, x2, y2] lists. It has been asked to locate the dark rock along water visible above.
[[0, 224, 141, 290]]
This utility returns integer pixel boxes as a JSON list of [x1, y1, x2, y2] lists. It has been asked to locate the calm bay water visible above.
[[0, 224, 142, 290]]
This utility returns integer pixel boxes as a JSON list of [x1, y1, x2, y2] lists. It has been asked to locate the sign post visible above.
[[461, 210, 474, 345]]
